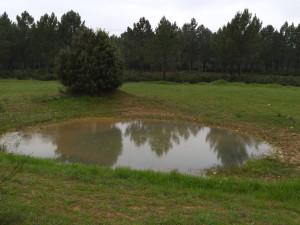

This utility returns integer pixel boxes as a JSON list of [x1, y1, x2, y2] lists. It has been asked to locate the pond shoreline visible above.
[[0, 118, 274, 176], [1, 96, 299, 169]]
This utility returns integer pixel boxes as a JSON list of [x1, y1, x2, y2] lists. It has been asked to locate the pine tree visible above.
[[154, 17, 180, 79]]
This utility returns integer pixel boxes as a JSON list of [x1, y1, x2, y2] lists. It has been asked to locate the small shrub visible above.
[[56, 28, 123, 95]]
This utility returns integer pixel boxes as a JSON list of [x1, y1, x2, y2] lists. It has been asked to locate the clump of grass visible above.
[[235, 112, 243, 118], [0, 144, 6, 152], [210, 79, 228, 85], [0, 101, 5, 113], [275, 112, 297, 129], [0, 206, 24, 225], [0, 154, 25, 194], [209, 158, 300, 180], [31, 95, 63, 103], [0, 153, 26, 225]]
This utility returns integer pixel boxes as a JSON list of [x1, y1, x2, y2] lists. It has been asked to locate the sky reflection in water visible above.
[[0, 120, 272, 175]]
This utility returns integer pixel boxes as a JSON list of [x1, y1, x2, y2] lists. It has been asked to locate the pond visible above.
[[0, 119, 273, 175]]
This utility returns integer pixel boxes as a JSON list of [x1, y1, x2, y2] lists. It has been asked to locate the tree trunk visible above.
[[295, 55, 300, 73], [238, 63, 241, 75], [162, 69, 166, 80], [162, 56, 167, 80], [202, 61, 207, 72], [229, 64, 233, 75], [190, 60, 193, 71]]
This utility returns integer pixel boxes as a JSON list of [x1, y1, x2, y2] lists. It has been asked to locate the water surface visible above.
[[0, 119, 272, 175]]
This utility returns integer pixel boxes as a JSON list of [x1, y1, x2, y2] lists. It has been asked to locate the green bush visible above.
[[55, 28, 123, 95]]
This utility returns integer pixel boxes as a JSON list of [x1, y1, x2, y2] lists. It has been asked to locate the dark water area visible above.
[[0, 119, 272, 175]]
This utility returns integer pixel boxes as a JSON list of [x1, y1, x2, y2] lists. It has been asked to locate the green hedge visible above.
[[2, 70, 300, 87], [0, 70, 57, 81], [124, 71, 300, 86]]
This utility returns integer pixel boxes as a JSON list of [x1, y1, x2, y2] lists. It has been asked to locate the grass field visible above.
[[123, 81, 300, 130], [0, 80, 299, 224]]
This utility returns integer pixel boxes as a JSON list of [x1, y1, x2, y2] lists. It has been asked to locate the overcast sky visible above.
[[2, 0, 300, 35]]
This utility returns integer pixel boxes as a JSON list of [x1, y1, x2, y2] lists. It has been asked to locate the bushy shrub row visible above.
[[124, 71, 300, 87], [1, 69, 300, 87], [0, 70, 56, 81]]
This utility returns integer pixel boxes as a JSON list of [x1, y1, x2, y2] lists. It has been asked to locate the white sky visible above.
[[1, 0, 300, 35]]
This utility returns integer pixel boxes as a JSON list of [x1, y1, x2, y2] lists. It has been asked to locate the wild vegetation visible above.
[[1, 9, 300, 81], [0, 80, 299, 224]]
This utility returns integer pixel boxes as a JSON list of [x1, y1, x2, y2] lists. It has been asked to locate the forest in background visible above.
[[1, 9, 300, 83]]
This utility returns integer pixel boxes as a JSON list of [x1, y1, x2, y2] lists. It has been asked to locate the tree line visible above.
[[1, 9, 300, 77], [117, 9, 300, 75], [0, 10, 84, 72]]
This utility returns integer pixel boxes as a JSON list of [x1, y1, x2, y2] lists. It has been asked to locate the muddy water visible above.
[[0, 119, 272, 175]]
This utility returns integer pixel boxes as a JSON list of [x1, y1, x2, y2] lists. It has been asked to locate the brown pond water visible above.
[[0, 119, 273, 175]]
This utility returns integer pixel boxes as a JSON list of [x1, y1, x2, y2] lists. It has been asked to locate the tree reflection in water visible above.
[[0, 119, 270, 173], [205, 128, 261, 167], [124, 120, 202, 156], [38, 122, 123, 166], [125, 120, 263, 166]]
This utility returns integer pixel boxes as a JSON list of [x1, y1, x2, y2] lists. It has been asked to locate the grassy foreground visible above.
[[0, 80, 300, 224]]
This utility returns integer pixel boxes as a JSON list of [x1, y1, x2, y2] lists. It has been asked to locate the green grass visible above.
[[0, 153, 299, 225], [1, 80, 300, 132], [122, 82, 300, 131], [0, 79, 300, 224], [0, 80, 133, 133]]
